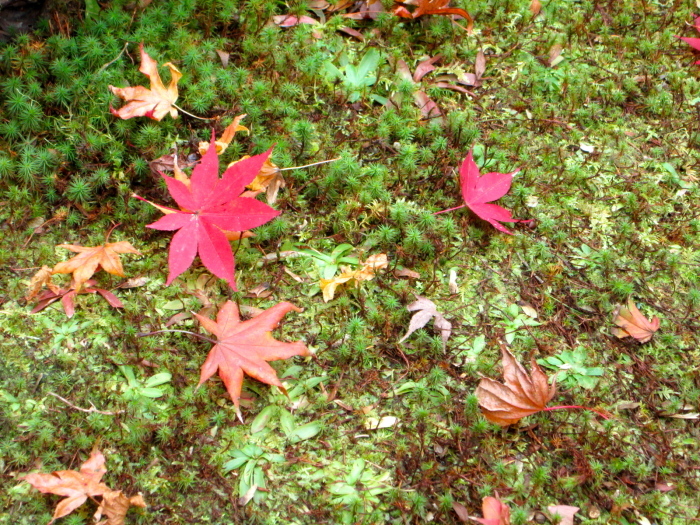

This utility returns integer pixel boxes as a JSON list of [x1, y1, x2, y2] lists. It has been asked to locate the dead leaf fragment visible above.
[[611, 298, 660, 343], [320, 253, 387, 302], [26, 265, 58, 301], [547, 505, 579, 525], [452, 501, 470, 522], [475, 345, 556, 426], [530, 0, 541, 15], [109, 43, 182, 121], [52, 241, 140, 292], [198, 114, 249, 155], [398, 296, 452, 348]]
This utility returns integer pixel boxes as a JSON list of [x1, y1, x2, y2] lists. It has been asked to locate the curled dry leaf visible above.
[[475, 495, 511, 525], [52, 241, 140, 292], [198, 114, 249, 156], [244, 156, 286, 204], [26, 265, 58, 301], [612, 298, 660, 343], [31, 279, 124, 318], [320, 253, 388, 302], [398, 296, 452, 348], [109, 43, 182, 121], [194, 300, 310, 421], [475, 345, 556, 426]]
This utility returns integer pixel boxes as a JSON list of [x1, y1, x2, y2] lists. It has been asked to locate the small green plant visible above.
[[326, 458, 391, 523], [323, 48, 385, 103], [494, 304, 541, 344], [222, 444, 285, 503], [295, 243, 359, 279], [538, 346, 604, 389], [118, 365, 172, 401]]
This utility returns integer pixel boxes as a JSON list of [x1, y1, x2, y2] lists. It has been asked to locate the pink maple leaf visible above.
[[436, 149, 530, 235], [134, 132, 280, 289]]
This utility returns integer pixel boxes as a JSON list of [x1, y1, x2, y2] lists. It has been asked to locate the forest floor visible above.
[[1, 0, 699, 524]]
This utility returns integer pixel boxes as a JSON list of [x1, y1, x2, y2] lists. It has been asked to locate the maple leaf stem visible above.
[[104, 222, 121, 243], [171, 103, 213, 121], [544, 405, 611, 420], [433, 204, 467, 215], [278, 158, 341, 171], [137, 328, 219, 345]]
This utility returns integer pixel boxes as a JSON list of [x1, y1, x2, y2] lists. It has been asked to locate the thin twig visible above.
[[48, 392, 123, 415], [278, 158, 340, 171], [172, 104, 213, 121], [96, 42, 130, 75]]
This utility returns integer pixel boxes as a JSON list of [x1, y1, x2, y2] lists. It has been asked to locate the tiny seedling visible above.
[[323, 48, 385, 103], [222, 444, 285, 503], [295, 243, 359, 279], [538, 347, 604, 389], [118, 365, 172, 401]]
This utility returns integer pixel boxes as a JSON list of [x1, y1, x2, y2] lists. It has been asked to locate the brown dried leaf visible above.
[[52, 241, 140, 292], [26, 265, 58, 301], [611, 298, 660, 343], [530, 0, 541, 15], [23, 449, 109, 524], [94, 490, 147, 525], [398, 296, 452, 347], [475, 346, 556, 426]]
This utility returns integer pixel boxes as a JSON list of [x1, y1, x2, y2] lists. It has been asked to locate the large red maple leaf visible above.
[[436, 149, 530, 235], [194, 300, 310, 421], [134, 133, 279, 289]]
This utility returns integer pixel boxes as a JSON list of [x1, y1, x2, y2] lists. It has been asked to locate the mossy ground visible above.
[[1, 0, 699, 523]]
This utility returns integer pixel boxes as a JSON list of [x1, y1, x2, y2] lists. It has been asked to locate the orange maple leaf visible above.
[[52, 241, 140, 292], [194, 300, 311, 421], [23, 449, 109, 524], [393, 0, 473, 31], [611, 298, 660, 343], [475, 345, 556, 426], [109, 43, 182, 120]]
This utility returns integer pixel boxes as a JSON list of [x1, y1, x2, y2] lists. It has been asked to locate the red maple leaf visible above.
[[194, 300, 311, 421], [436, 149, 530, 235], [134, 133, 280, 289], [678, 16, 700, 64]]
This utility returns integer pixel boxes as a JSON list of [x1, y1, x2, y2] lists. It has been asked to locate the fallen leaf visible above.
[[475, 345, 557, 426], [611, 298, 660, 343], [194, 300, 311, 421], [338, 26, 365, 41], [30, 279, 124, 318], [272, 14, 319, 26], [343, 0, 384, 20], [215, 49, 230, 67], [364, 416, 398, 429], [320, 253, 387, 302], [133, 132, 280, 289], [23, 449, 109, 524], [547, 505, 579, 525], [530, 0, 541, 15], [475, 495, 510, 525], [548, 44, 564, 67], [392, 0, 473, 31], [244, 156, 286, 204], [437, 149, 530, 235], [52, 241, 140, 292], [198, 114, 249, 156], [452, 501, 470, 522], [398, 296, 452, 348], [94, 490, 147, 525], [677, 16, 700, 64], [394, 267, 421, 279], [26, 265, 58, 301], [109, 42, 182, 120]]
